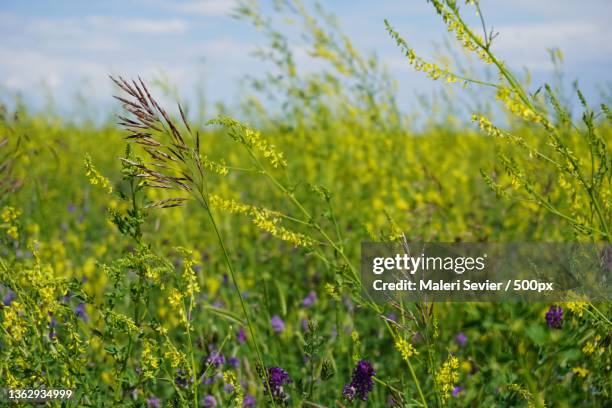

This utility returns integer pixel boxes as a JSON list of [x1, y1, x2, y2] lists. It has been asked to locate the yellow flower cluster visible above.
[[506, 383, 535, 408], [395, 337, 418, 361], [168, 289, 183, 307], [84, 155, 113, 194], [351, 330, 362, 361], [223, 371, 243, 407], [1, 301, 26, 342], [242, 126, 287, 168], [430, 0, 494, 65], [405, 49, 458, 83], [582, 335, 603, 356], [210, 116, 288, 168], [435, 355, 459, 402], [572, 367, 589, 378], [386, 21, 462, 84], [325, 282, 340, 300], [106, 311, 138, 334], [472, 115, 504, 139], [1, 206, 20, 240], [10, 244, 63, 319], [141, 339, 160, 380], [144, 263, 162, 285], [164, 348, 185, 369], [178, 248, 200, 299], [209, 194, 313, 247], [496, 87, 543, 124], [565, 301, 587, 317], [203, 155, 229, 176]]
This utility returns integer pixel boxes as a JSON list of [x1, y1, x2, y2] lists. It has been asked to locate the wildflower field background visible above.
[[1, 1, 611, 406]]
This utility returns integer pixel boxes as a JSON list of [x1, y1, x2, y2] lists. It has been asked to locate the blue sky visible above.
[[1, 0, 611, 117]]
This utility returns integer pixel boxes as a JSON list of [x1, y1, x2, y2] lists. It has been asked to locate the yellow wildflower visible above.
[[572, 367, 589, 378], [210, 194, 313, 247], [164, 348, 184, 369], [141, 339, 160, 380], [395, 337, 418, 361], [565, 301, 587, 317], [436, 355, 459, 402], [223, 371, 243, 407], [84, 154, 113, 193]]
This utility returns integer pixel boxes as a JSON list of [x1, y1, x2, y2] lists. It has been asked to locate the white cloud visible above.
[[493, 21, 612, 71], [190, 39, 253, 59], [169, 0, 236, 16], [87, 16, 189, 34], [24, 15, 189, 38]]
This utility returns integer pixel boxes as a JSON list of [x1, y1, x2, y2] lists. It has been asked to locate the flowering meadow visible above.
[[1, 1, 611, 406]]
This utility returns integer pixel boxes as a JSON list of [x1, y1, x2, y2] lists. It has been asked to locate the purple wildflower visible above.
[[224, 383, 235, 394], [454, 332, 468, 347], [302, 291, 317, 307], [243, 394, 256, 407], [545, 305, 563, 329], [67, 203, 76, 213], [452, 386, 463, 397], [387, 395, 400, 407], [2, 290, 16, 306], [342, 384, 356, 401], [201, 375, 216, 385], [175, 369, 192, 388], [343, 296, 354, 313], [228, 357, 240, 368], [263, 366, 292, 403], [343, 360, 376, 401], [75, 303, 88, 321], [270, 315, 285, 333], [146, 396, 161, 408], [49, 315, 58, 339], [202, 395, 217, 407], [237, 327, 247, 344], [206, 350, 225, 367]]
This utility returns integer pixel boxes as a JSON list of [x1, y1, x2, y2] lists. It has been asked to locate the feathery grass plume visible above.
[[111, 75, 275, 403], [110, 75, 203, 199]]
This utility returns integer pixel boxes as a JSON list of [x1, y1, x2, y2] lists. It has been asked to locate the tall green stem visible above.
[[200, 200, 277, 406]]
